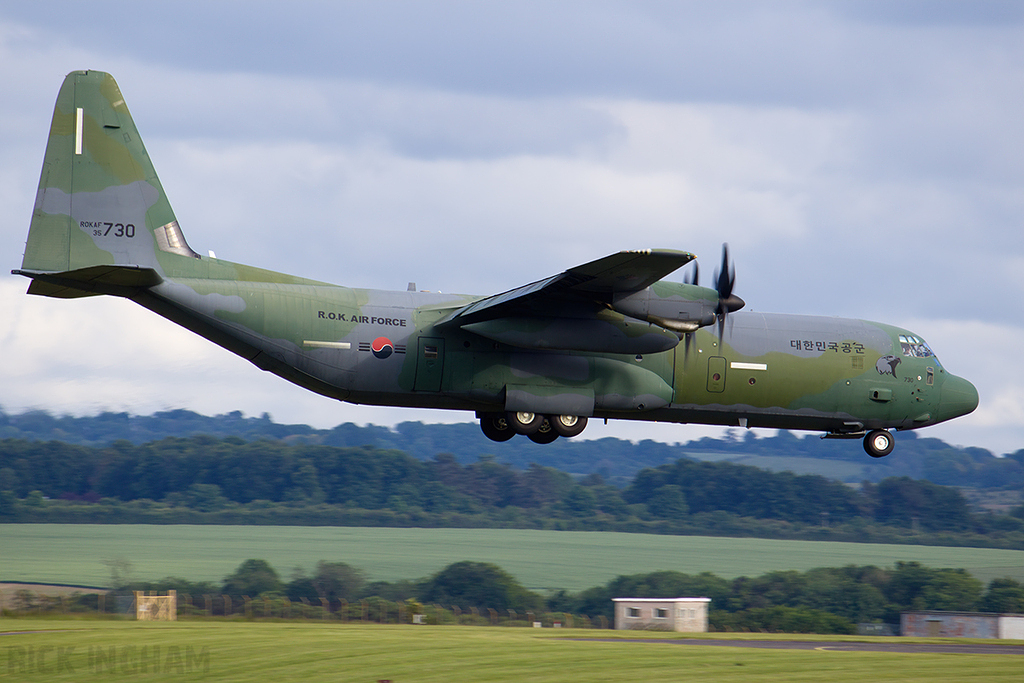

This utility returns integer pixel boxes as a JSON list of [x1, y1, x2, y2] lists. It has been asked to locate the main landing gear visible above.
[[479, 412, 588, 444]]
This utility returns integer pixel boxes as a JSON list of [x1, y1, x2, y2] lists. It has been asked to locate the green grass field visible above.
[[683, 451, 869, 481], [1, 619, 1021, 682], [3, 524, 1023, 590]]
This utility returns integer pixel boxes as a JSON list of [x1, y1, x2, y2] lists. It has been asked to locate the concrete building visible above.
[[901, 611, 1024, 639], [613, 597, 711, 632]]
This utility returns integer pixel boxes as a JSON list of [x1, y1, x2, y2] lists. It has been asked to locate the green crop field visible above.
[[3, 524, 1023, 590], [683, 451, 869, 481], [1, 620, 1021, 682]]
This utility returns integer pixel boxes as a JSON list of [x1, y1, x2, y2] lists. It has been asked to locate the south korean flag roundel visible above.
[[371, 337, 394, 359]]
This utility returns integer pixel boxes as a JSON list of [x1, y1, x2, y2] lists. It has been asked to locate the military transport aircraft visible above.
[[14, 71, 978, 457]]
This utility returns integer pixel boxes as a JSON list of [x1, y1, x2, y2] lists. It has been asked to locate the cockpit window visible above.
[[899, 334, 934, 358]]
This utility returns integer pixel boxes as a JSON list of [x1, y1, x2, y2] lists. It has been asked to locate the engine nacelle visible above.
[[462, 315, 681, 354], [610, 283, 719, 334]]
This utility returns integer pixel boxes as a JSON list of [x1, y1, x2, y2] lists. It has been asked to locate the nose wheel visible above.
[[864, 429, 895, 458]]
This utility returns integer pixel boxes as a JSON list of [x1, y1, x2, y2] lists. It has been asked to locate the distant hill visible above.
[[1, 408, 1021, 489]]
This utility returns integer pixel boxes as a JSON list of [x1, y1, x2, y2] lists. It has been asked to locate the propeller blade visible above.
[[716, 243, 733, 300], [684, 262, 699, 286], [713, 243, 744, 347]]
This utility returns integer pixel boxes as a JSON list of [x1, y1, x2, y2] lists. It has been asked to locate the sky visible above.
[[1, 1, 1022, 454]]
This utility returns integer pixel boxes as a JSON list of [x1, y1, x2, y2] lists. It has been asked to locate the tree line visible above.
[[11, 558, 1024, 635], [3, 407, 1023, 488], [3, 436, 1024, 547], [561, 562, 1024, 629]]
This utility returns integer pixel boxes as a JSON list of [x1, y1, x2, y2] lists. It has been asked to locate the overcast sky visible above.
[[2, 2, 1021, 454]]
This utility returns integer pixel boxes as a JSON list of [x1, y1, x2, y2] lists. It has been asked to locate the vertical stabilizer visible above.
[[20, 70, 199, 284]]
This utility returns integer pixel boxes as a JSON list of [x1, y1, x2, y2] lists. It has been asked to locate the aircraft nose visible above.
[[936, 374, 979, 423]]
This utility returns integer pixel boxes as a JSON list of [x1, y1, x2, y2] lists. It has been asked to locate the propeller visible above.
[[713, 243, 745, 347], [678, 244, 745, 363], [681, 262, 699, 360]]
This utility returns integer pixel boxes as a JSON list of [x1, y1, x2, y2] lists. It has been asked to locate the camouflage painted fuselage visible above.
[[16, 71, 978, 448], [135, 273, 976, 434]]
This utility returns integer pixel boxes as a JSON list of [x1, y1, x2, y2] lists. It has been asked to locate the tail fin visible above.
[[16, 70, 200, 297]]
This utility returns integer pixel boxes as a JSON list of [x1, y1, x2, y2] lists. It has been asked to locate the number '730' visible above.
[[92, 222, 136, 238]]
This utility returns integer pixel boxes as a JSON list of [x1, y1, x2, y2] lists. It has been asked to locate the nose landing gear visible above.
[[864, 429, 895, 458]]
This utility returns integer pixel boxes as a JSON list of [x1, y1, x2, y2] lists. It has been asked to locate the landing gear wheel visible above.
[[528, 420, 560, 444], [480, 414, 515, 442], [507, 411, 544, 435], [550, 414, 588, 438], [864, 429, 895, 458]]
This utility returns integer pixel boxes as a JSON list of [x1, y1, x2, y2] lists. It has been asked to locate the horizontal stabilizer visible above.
[[14, 264, 162, 299]]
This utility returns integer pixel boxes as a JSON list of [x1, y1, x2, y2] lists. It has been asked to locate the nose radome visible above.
[[937, 375, 979, 423]]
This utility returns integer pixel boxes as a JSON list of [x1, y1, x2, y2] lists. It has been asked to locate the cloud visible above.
[[837, 0, 1024, 27], [4, 3, 1022, 104], [150, 100, 846, 295]]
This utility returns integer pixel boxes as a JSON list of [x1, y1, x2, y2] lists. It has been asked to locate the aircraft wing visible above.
[[441, 249, 695, 326]]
